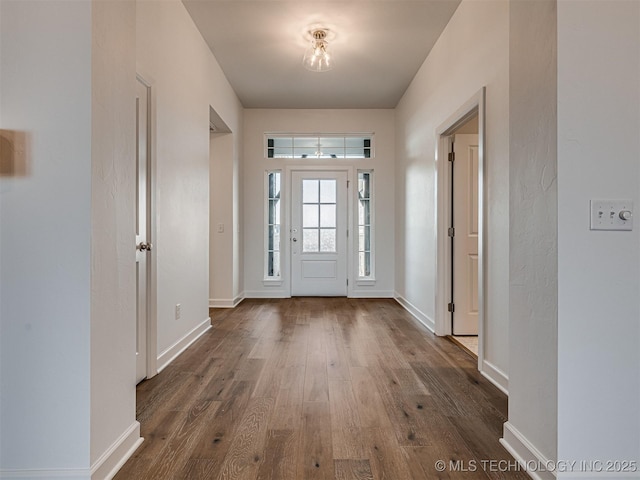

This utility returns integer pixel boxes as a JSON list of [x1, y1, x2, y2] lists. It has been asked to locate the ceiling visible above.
[[182, 0, 461, 109]]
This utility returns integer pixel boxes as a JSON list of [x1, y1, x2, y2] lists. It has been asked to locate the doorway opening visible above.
[[208, 106, 234, 307], [450, 119, 479, 354], [435, 88, 485, 367]]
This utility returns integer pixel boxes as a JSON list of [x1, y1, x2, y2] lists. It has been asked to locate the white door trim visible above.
[[434, 87, 486, 371], [285, 165, 354, 297], [136, 73, 158, 380]]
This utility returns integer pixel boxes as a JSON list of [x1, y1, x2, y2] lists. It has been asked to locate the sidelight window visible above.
[[266, 171, 281, 278], [358, 170, 373, 278]]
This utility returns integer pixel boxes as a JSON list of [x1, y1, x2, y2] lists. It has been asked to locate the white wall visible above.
[[136, 0, 243, 357], [243, 109, 395, 298], [210, 133, 239, 306], [0, 1, 93, 475], [504, 0, 557, 469], [233, 133, 244, 301], [90, 0, 139, 474], [557, 0, 640, 474], [1, 0, 243, 475], [1, 2, 143, 477], [394, 0, 510, 382]]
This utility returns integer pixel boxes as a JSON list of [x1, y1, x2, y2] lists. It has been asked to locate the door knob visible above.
[[292, 238, 297, 242], [137, 242, 152, 251]]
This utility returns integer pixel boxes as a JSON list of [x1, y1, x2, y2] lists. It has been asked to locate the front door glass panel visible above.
[[302, 179, 337, 253]]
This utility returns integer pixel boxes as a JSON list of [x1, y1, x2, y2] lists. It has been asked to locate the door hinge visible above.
[[347, 229, 349, 238], [347, 180, 350, 188], [448, 227, 455, 237], [448, 152, 455, 162], [346, 278, 349, 286], [447, 302, 455, 313]]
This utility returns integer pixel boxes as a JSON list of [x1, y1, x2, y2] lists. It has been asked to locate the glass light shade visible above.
[[303, 35, 333, 72]]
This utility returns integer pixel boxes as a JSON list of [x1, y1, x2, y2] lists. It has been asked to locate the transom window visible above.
[[266, 134, 372, 159], [302, 179, 337, 253]]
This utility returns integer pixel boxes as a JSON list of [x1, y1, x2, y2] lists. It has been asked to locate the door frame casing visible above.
[[136, 73, 158, 380], [285, 165, 354, 297], [434, 88, 486, 371]]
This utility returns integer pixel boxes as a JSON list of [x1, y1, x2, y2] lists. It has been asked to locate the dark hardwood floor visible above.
[[115, 298, 528, 479]]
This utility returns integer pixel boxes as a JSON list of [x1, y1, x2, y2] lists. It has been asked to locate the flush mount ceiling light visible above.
[[303, 29, 334, 72]]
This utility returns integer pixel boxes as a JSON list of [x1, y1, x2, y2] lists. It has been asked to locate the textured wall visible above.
[[557, 0, 640, 470], [210, 132, 237, 304], [90, 0, 138, 469], [136, 0, 243, 353], [0, 0, 93, 473], [506, 0, 557, 466], [395, 0, 510, 382]]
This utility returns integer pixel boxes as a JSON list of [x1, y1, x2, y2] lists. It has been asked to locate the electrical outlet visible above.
[[175, 304, 181, 320], [217, 223, 224, 233]]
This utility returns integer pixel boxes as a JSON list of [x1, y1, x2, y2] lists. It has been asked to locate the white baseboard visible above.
[[349, 290, 394, 298], [394, 292, 435, 333], [0, 469, 90, 479], [157, 317, 212, 373], [0, 424, 142, 480], [242, 290, 395, 299], [209, 293, 245, 308], [244, 290, 289, 299], [481, 359, 509, 395], [91, 422, 143, 480], [501, 422, 556, 480]]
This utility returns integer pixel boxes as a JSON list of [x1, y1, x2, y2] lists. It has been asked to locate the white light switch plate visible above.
[[590, 199, 633, 231]]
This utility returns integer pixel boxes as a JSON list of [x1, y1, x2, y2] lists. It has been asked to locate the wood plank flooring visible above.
[[115, 298, 528, 480]]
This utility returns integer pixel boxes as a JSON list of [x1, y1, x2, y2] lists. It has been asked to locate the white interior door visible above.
[[291, 171, 348, 296], [452, 134, 479, 335], [135, 79, 151, 383]]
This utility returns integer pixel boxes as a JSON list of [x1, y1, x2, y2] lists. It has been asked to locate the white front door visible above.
[[452, 134, 479, 335], [291, 171, 348, 296], [135, 79, 151, 383]]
